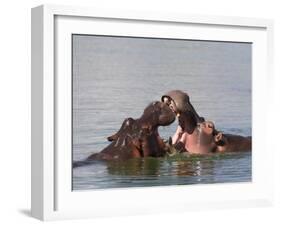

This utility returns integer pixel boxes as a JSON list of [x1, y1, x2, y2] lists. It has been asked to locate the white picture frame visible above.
[[31, 4, 274, 221]]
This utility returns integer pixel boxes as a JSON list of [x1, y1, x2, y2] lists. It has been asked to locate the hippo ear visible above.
[[107, 133, 118, 142], [215, 132, 223, 143], [107, 118, 134, 142]]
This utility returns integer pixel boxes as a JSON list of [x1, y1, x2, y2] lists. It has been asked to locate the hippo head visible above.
[[175, 120, 223, 154], [161, 90, 205, 123], [140, 101, 176, 127], [190, 121, 227, 153], [197, 121, 222, 146]]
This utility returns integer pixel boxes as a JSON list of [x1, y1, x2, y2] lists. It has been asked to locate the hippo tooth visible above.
[[114, 138, 120, 147]]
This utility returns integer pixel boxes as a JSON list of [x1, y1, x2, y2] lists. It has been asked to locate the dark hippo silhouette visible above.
[[161, 90, 251, 154], [86, 101, 176, 161]]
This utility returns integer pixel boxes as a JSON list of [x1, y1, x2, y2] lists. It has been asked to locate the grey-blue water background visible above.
[[72, 35, 251, 190]]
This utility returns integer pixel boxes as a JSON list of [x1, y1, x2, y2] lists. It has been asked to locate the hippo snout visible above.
[[161, 90, 204, 123], [158, 102, 176, 126]]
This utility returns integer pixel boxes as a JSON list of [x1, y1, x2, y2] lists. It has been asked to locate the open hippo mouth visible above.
[[161, 90, 205, 123]]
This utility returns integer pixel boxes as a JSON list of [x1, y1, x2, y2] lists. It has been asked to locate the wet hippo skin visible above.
[[161, 90, 251, 154], [86, 101, 176, 161], [215, 133, 251, 153], [161, 90, 205, 124], [173, 111, 251, 154]]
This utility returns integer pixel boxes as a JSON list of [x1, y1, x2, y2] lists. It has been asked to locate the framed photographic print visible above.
[[31, 4, 274, 221]]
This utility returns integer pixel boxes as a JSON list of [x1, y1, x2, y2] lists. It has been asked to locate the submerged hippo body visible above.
[[87, 101, 176, 161]]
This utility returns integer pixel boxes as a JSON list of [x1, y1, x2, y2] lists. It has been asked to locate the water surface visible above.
[[72, 35, 252, 190]]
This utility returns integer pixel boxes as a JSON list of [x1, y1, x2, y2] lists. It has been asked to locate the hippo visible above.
[[161, 90, 251, 154], [172, 111, 251, 154], [86, 101, 176, 161]]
